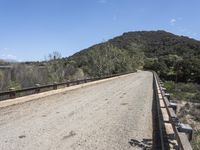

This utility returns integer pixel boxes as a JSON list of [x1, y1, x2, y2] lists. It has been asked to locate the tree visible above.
[[48, 51, 62, 60], [175, 58, 200, 83]]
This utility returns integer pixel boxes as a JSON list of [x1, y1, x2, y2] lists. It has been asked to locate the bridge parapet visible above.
[[153, 72, 193, 150], [0, 72, 133, 101]]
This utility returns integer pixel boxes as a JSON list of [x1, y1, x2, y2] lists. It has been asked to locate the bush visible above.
[[177, 83, 199, 93], [192, 130, 200, 150], [164, 81, 175, 92], [8, 81, 21, 90], [164, 81, 200, 103], [192, 92, 200, 103]]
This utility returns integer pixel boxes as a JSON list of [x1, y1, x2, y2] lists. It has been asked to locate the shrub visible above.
[[192, 130, 200, 150], [164, 81, 175, 92]]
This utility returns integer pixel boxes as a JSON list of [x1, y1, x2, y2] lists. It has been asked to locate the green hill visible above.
[[68, 30, 200, 83], [1, 30, 200, 91]]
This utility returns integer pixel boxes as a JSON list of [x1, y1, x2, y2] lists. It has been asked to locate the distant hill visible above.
[[0, 58, 18, 65], [68, 30, 200, 83]]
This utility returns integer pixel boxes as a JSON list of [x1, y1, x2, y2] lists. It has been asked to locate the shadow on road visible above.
[[129, 138, 152, 150], [152, 75, 162, 150]]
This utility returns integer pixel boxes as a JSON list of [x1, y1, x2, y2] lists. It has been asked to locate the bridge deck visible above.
[[0, 71, 153, 150]]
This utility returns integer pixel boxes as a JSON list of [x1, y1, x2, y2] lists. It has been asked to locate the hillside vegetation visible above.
[[0, 30, 200, 91], [70, 30, 200, 83]]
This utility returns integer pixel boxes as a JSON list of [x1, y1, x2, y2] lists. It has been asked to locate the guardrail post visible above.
[[76, 80, 79, 85], [53, 82, 57, 90], [9, 88, 16, 99], [169, 101, 177, 114], [154, 72, 193, 150], [35, 84, 40, 93], [178, 123, 193, 141], [0, 72, 133, 101], [65, 80, 69, 87]]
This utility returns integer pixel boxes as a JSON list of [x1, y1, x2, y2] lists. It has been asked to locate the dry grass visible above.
[[178, 102, 200, 150]]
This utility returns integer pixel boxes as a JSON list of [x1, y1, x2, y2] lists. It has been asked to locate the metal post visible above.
[[35, 84, 40, 93], [53, 82, 57, 90], [9, 88, 16, 99]]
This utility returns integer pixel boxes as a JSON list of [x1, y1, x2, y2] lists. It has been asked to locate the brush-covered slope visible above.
[[68, 30, 200, 82], [1, 30, 200, 91]]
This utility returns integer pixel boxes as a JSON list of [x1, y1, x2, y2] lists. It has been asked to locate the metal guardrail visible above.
[[153, 72, 193, 150], [153, 72, 165, 149], [0, 72, 131, 101]]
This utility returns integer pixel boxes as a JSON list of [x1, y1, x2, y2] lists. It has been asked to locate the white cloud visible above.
[[0, 54, 17, 60], [0, 48, 22, 61], [170, 19, 176, 25], [0, 48, 8, 52]]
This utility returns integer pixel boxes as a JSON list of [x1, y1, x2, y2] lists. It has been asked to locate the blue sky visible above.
[[0, 0, 200, 61]]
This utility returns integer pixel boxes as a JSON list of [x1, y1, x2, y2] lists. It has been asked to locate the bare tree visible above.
[[48, 51, 62, 60]]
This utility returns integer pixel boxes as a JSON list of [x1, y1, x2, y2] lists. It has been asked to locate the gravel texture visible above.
[[0, 71, 153, 150]]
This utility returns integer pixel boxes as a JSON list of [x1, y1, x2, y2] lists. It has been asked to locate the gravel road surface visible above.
[[0, 71, 153, 150]]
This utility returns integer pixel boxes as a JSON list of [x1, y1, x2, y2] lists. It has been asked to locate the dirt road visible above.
[[0, 71, 153, 150]]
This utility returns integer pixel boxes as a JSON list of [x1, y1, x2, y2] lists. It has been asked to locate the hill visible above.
[[1, 30, 200, 91], [68, 30, 200, 83]]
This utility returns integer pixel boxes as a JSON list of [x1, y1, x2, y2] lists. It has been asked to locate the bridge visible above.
[[0, 71, 192, 150]]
